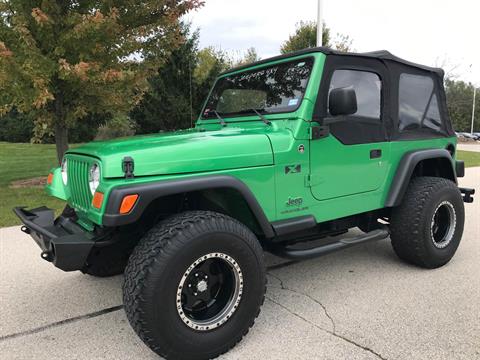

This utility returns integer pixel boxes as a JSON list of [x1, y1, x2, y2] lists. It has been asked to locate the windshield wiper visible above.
[[213, 110, 227, 127], [248, 108, 272, 126]]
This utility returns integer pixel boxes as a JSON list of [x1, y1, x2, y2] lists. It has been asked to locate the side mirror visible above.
[[329, 87, 357, 116]]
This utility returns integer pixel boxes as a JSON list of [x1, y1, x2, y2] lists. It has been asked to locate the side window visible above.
[[423, 94, 442, 131], [398, 73, 443, 132], [329, 70, 381, 119]]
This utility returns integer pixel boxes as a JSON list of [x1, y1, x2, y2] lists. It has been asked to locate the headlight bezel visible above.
[[61, 157, 68, 185], [88, 162, 101, 195]]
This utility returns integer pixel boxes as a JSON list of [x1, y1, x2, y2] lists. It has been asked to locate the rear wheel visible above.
[[123, 211, 266, 360], [390, 177, 465, 269]]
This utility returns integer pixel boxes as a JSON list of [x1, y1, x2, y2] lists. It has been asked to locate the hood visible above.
[[68, 128, 274, 178]]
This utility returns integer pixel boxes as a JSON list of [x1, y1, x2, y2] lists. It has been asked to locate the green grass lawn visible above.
[[0, 142, 64, 227], [0, 142, 479, 228], [457, 150, 480, 168]]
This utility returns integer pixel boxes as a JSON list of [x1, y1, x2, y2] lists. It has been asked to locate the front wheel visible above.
[[390, 177, 465, 269], [123, 211, 266, 360]]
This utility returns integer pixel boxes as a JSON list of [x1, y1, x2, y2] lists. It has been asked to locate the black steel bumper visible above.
[[13, 207, 96, 271]]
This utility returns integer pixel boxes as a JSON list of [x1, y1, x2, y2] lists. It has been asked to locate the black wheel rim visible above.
[[430, 201, 456, 249], [176, 253, 243, 331]]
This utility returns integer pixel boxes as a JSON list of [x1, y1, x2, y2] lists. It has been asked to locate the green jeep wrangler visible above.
[[15, 48, 475, 359]]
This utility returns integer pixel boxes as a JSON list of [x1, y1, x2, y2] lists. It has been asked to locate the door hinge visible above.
[[305, 174, 312, 187], [305, 174, 323, 187]]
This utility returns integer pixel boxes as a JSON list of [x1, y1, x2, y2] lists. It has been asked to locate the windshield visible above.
[[201, 57, 314, 119]]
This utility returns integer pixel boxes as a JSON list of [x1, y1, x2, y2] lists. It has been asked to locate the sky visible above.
[[184, 0, 480, 84]]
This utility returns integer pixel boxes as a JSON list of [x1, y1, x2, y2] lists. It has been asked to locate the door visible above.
[[309, 57, 391, 201]]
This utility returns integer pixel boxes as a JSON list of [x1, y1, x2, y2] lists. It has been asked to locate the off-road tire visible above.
[[390, 176, 465, 269], [123, 211, 266, 360]]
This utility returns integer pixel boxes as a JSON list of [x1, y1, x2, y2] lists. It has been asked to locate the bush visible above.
[[0, 110, 109, 144], [95, 116, 136, 140], [0, 110, 34, 142], [69, 114, 109, 143]]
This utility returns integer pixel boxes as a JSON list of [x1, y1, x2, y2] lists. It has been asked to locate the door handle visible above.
[[370, 149, 382, 159]]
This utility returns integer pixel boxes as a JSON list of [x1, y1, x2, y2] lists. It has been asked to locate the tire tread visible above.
[[390, 176, 463, 268], [123, 211, 266, 359]]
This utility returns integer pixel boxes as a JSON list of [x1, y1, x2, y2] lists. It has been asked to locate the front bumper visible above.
[[13, 207, 96, 271]]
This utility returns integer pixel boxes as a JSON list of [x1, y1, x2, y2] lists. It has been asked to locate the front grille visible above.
[[67, 158, 93, 211]]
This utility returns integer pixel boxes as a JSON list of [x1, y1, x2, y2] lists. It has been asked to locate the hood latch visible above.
[[122, 157, 135, 179]]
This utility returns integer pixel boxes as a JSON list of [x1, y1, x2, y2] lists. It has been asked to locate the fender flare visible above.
[[102, 175, 275, 238], [385, 148, 456, 208]]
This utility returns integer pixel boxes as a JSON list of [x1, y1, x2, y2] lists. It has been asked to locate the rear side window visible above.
[[398, 74, 443, 132], [329, 70, 381, 119]]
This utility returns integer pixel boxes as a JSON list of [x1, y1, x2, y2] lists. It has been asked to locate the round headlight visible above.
[[61, 158, 68, 185], [89, 163, 101, 195]]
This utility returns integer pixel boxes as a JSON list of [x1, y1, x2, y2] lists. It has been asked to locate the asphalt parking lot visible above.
[[1, 168, 479, 360], [458, 143, 480, 152]]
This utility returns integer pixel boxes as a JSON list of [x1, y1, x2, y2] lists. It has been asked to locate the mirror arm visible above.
[[310, 115, 348, 141], [323, 116, 347, 125]]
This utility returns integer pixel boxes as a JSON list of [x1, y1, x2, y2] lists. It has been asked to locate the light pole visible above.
[[471, 85, 476, 134], [317, 0, 323, 47], [469, 64, 477, 134]]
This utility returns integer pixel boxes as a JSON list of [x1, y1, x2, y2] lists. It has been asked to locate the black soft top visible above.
[[223, 47, 443, 76]]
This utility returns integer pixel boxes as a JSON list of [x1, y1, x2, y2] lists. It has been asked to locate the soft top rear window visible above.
[[398, 73, 444, 133], [201, 57, 314, 119]]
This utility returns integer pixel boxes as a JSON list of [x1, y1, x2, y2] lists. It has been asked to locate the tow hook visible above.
[[459, 187, 475, 203], [40, 250, 54, 262], [20, 226, 31, 235]]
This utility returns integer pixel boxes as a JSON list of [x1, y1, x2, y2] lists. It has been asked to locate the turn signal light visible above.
[[119, 194, 138, 214], [92, 192, 104, 209], [47, 173, 54, 185]]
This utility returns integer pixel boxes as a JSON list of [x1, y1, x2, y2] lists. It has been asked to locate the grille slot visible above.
[[67, 158, 93, 211]]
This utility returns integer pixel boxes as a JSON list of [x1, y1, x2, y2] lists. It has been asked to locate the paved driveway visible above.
[[1, 168, 479, 360]]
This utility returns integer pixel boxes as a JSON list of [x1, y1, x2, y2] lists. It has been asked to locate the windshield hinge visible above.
[[309, 125, 329, 140], [122, 156, 135, 179]]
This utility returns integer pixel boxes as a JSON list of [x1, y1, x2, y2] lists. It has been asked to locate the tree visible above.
[[280, 21, 352, 54], [445, 79, 479, 132], [131, 26, 237, 134], [0, 108, 33, 142], [131, 23, 200, 133], [235, 47, 260, 66], [132, 36, 260, 134], [333, 33, 353, 53], [193, 46, 231, 113], [0, 0, 203, 163]]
